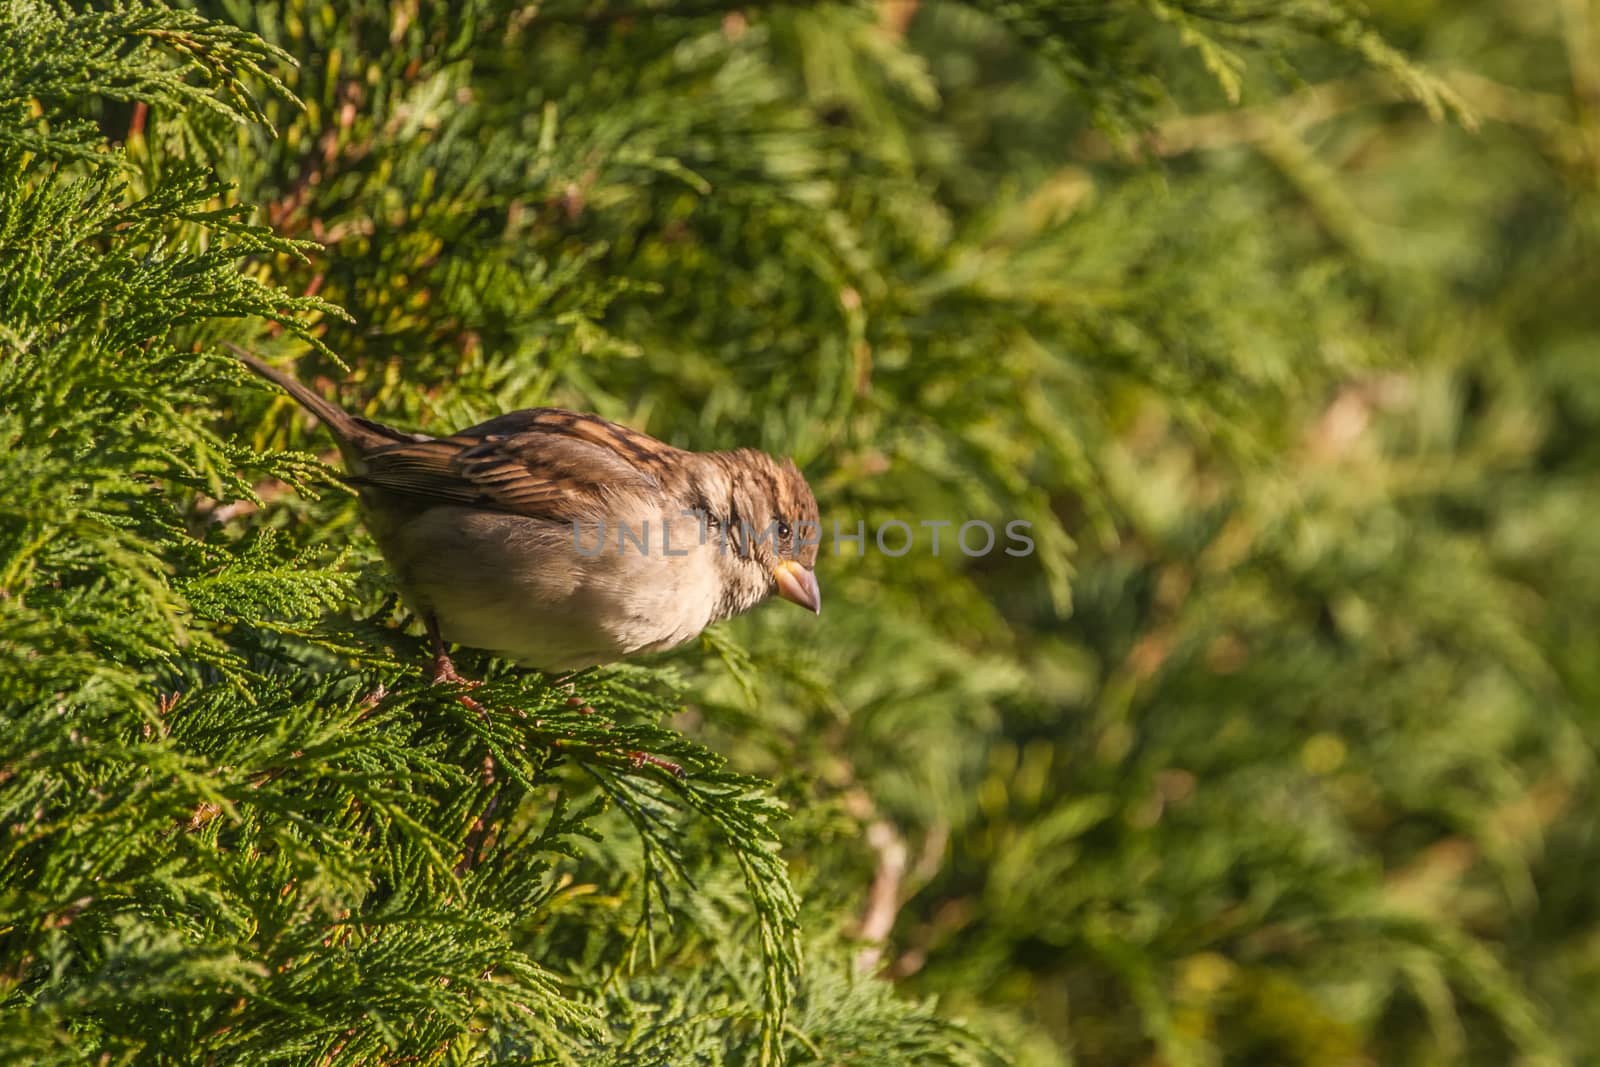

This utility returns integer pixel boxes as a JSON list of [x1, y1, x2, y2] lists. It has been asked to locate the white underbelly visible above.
[[366, 503, 722, 671]]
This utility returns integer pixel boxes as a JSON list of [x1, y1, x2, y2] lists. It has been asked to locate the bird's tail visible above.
[[226, 343, 402, 455]]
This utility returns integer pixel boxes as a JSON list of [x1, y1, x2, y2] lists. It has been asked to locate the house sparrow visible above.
[[230, 346, 821, 678]]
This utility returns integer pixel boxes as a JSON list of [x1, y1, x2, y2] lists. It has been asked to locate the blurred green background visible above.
[[4, 0, 1600, 1063]]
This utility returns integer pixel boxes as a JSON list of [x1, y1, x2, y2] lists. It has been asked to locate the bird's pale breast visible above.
[[366, 499, 726, 671]]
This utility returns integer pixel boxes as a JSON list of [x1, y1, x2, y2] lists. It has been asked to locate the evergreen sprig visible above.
[[6, 0, 1598, 1063], [0, 0, 296, 159]]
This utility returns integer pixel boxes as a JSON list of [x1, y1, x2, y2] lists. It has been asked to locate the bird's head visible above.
[[702, 450, 822, 618]]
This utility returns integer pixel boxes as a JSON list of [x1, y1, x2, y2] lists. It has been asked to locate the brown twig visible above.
[[854, 817, 908, 974], [456, 757, 501, 874]]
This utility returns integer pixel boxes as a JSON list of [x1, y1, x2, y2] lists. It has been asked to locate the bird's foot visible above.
[[627, 750, 686, 780], [431, 652, 485, 714], [548, 682, 673, 777], [431, 651, 478, 687]]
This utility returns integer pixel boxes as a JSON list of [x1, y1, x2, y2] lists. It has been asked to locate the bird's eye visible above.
[[777, 520, 792, 540]]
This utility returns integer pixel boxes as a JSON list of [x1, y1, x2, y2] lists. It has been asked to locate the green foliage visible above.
[[4, 0, 1600, 1064]]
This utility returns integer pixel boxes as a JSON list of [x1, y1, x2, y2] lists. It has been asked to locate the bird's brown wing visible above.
[[349, 408, 678, 522]]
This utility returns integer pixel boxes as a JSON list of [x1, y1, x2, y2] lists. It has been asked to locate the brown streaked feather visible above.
[[350, 408, 681, 523], [227, 342, 417, 457]]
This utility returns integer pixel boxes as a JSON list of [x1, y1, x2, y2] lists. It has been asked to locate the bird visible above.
[[228, 345, 821, 681]]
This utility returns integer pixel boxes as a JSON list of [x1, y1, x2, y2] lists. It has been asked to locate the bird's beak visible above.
[[772, 560, 821, 615]]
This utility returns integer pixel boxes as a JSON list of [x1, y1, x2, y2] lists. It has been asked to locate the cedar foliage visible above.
[[3, 0, 1599, 1063]]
